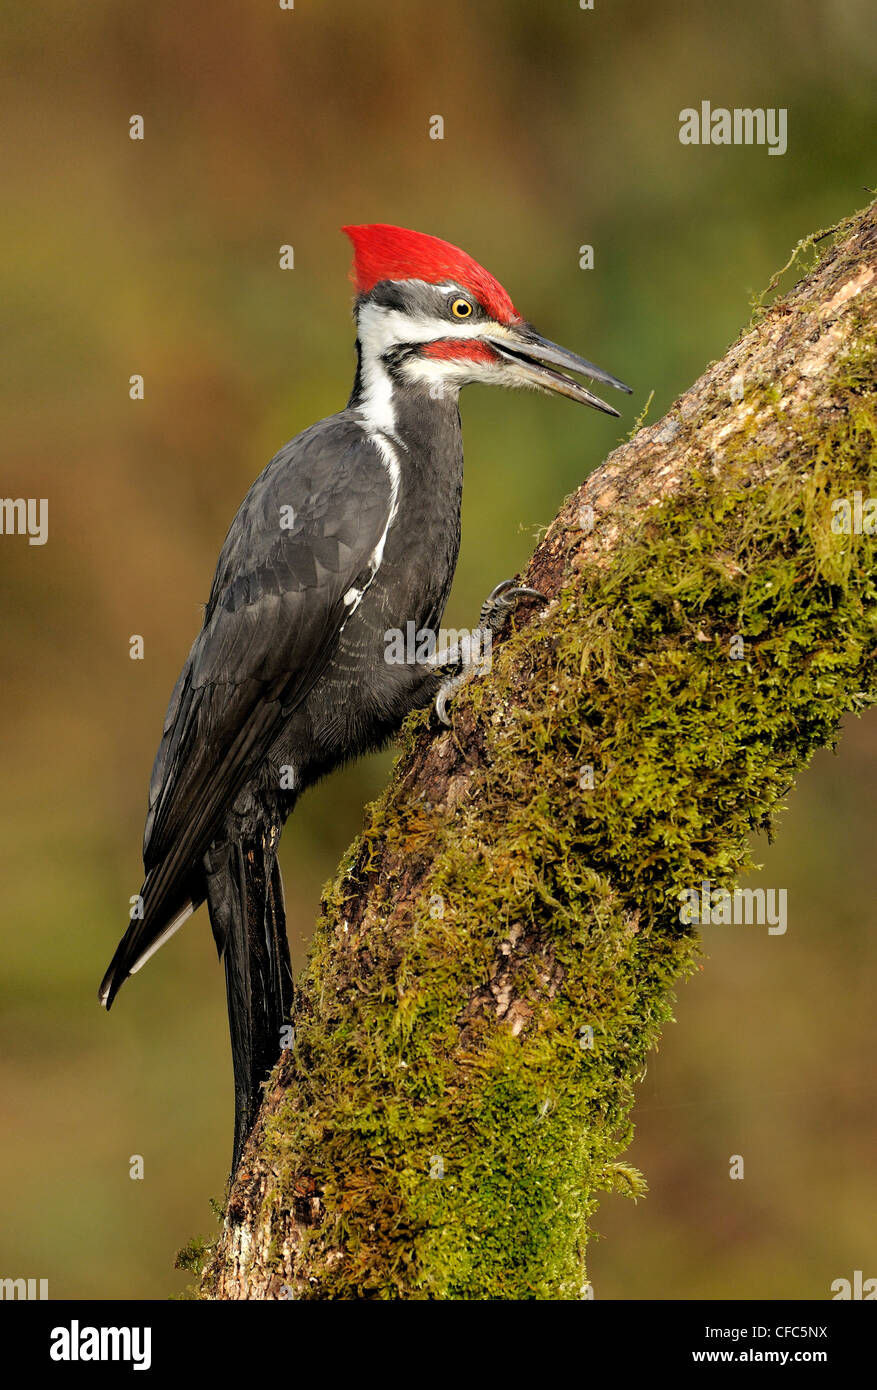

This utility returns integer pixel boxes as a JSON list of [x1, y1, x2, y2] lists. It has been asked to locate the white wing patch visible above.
[[98, 898, 196, 1005]]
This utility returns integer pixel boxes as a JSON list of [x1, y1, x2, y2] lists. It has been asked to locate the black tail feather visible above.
[[204, 829, 294, 1174]]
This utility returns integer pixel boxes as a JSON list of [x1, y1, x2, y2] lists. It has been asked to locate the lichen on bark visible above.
[[196, 199, 877, 1300]]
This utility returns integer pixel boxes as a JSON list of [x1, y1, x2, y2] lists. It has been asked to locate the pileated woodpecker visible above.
[[99, 224, 631, 1170]]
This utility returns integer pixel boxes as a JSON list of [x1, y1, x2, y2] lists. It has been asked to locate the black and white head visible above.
[[343, 223, 631, 424]]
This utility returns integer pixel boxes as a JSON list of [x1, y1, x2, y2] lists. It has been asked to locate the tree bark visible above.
[[197, 199, 877, 1299]]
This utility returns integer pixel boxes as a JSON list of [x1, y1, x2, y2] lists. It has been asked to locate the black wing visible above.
[[101, 415, 392, 1002]]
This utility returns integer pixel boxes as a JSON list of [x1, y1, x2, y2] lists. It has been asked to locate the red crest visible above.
[[342, 224, 521, 325]]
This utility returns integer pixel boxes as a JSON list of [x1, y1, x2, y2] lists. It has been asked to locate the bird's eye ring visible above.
[[451, 297, 473, 318]]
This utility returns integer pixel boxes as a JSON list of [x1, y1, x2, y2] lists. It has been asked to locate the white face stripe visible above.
[[356, 295, 515, 357], [351, 277, 514, 608], [355, 336, 397, 436], [354, 284, 518, 411]]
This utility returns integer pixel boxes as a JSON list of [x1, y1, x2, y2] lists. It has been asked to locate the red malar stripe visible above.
[[420, 340, 499, 363]]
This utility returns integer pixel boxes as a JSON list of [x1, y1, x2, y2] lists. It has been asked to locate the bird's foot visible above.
[[435, 667, 471, 726], [434, 579, 546, 726], [479, 579, 546, 633]]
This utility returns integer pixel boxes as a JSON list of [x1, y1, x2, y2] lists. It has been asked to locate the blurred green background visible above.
[[1, 0, 875, 1299]]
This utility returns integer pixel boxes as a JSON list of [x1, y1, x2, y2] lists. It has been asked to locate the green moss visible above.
[[175, 1234, 213, 1280], [208, 318, 877, 1299], [748, 206, 865, 321]]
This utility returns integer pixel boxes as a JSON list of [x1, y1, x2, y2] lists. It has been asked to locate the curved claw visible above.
[[435, 670, 468, 726], [485, 579, 519, 600], [480, 581, 547, 629], [434, 583, 547, 727], [506, 585, 547, 604]]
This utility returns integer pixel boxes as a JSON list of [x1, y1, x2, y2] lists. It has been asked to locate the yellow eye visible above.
[[451, 297, 473, 318]]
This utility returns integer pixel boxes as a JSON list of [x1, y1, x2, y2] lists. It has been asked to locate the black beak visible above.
[[488, 326, 633, 416]]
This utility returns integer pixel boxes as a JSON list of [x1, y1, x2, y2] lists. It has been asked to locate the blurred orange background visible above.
[[1, 0, 875, 1298]]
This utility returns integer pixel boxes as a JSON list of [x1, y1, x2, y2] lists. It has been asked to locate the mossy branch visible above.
[[198, 199, 877, 1300]]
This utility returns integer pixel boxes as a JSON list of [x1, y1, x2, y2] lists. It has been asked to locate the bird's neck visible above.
[[348, 342, 463, 463]]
